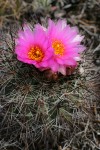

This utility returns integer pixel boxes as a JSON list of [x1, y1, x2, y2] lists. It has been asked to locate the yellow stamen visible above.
[[52, 40, 65, 56], [28, 46, 44, 61]]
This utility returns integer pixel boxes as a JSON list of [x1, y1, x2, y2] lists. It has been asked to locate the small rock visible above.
[[79, 66, 84, 75]]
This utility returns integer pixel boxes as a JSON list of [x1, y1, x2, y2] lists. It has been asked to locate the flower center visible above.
[[52, 40, 65, 56], [28, 46, 44, 61]]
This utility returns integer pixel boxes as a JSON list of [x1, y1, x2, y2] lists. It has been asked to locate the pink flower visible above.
[[15, 24, 51, 70], [15, 20, 85, 76], [46, 19, 85, 75]]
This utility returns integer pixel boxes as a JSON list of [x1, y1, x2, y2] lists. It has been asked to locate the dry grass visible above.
[[0, 0, 100, 150], [0, 0, 52, 27]]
